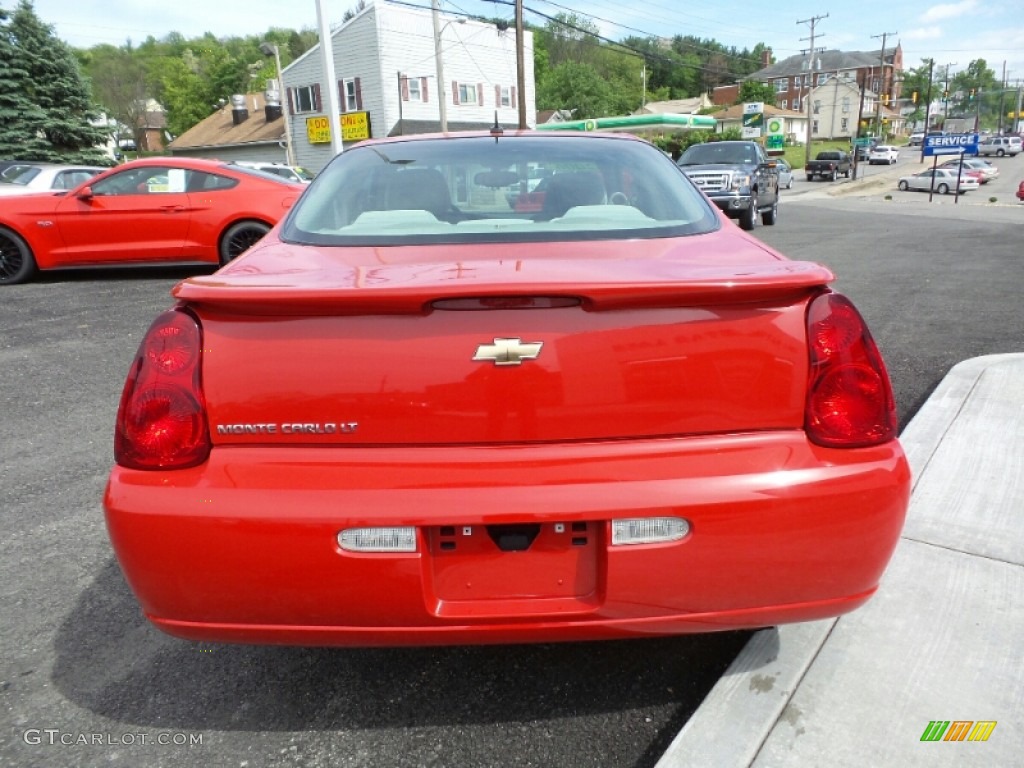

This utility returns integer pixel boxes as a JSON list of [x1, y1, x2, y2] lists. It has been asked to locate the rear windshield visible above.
[[281, 134, 718, 246]]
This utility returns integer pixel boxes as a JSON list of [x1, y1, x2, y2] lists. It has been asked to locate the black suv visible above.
[[676, 141, 780, 230]]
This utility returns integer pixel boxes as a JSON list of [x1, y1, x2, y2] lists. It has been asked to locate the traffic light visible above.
[[969, 88, 976, 101], [943, 89, 949, 99], [911, 90, 918, 104], [882, 93, 889, 105]]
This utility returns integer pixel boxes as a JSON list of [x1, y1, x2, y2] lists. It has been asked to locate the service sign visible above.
[[923, 133, 979, 157], [306, 116, 332, 144]]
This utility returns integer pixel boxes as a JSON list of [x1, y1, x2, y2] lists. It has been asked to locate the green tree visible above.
[[86, 43, 150, 149], [537, 61, 616, 119], [737, 80, 776, 107], [0, 6, 50, 159], [2, 0, 110, 162]]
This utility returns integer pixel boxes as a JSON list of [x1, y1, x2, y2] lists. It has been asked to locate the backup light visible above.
[[339, 527, 418, 553], [612, 517, 689, 546]]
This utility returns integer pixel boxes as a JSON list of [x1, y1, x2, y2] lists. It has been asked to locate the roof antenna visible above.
[[490, 110, 503, 141]]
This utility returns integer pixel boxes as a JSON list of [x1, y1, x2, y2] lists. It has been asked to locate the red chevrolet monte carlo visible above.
[[104, 131, 911, 647], [0, 157, 302, 285]]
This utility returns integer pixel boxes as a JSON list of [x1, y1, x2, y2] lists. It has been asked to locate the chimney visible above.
[[230, 94, 248, 125], [762, 48, 772, 68], [264, 79, 282, 122]]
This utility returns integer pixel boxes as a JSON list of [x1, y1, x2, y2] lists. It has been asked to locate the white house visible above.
[[807, 77, 903, 140], [282, 1, 535, 172]]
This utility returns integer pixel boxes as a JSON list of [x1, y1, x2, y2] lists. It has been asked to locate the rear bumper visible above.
[[104, 432, 910, 646]]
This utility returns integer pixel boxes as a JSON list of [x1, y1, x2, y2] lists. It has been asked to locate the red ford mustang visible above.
[[104, 131, 910, 647], [0, 156, 302, 285]]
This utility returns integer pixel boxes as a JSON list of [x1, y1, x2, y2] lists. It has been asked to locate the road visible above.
[[2, 171, 1022, 766]]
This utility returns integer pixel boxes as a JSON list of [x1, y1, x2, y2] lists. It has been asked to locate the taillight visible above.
[[114, 308, 210, 469], [805, 293, 897, 448]]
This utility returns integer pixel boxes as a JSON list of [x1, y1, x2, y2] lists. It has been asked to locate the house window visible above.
[[774, 78, 788, 93], [496, 85, 512, 107], [455, 82, 479, 105], [292, 84, 319, 114], [792, 96, 800, 111], [401, 75, 428, 103], [842, 96, 850, 113], [813, 100, 821, 115], [812, 119, 819, 134], [780, 99, 788, 110], [841, 118, 849, 132], [817, 72, 831, 85], [341, 78, 361, 112]]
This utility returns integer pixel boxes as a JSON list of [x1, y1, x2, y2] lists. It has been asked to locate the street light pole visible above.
[[261, 42, 296, 166], [432, 2, 466, 133]]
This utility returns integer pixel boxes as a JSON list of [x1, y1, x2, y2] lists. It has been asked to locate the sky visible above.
[[25, 0, 1024, 85]]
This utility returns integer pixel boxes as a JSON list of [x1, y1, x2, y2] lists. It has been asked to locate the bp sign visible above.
[[766, 117, 784, 134]]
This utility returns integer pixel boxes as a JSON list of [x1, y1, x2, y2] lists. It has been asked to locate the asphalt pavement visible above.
[[656, 354, 1024, 766]]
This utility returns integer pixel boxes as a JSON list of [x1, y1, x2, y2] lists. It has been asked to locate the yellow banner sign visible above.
[[305, 115, 331, 144], [341, 111, 371, 141]]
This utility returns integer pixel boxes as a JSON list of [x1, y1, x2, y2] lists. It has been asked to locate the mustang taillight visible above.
[[805, 293, 897, 448], [114, 308, 210, 469]]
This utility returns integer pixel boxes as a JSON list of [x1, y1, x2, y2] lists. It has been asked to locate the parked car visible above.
[[0, 162, 105, 196], [854, 140, 877, 161], [939, 158, 998, 182], [805, 150, 851, 181], [976, 136, 1021, 157], [897, 167, 981, 194], [868, 145, 899, 165], [676, 140, 780, 230], [1017, 179, 1024, 201], [774, 158, 794, 189], [0, 156, 303, 285], [907, 132, 925, 147], [230, 160, 315, 184], [103, 131, 910, 647]]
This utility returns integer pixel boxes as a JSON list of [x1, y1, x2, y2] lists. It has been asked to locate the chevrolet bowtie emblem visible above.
[[472, 337, 544, 366]]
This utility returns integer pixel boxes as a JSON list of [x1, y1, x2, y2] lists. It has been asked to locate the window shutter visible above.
[[355, 77, 362, 110], [338, 80, 347, 113], [495, 85, 501, 106], [511, 86, 517, 108], [452, 81, 460, 105], [422, 77, 429, 102], [400, 75, 409, 101], [313, 83, 322, 112], [477, 83, 484, 105], [286, 87, 295, 115]]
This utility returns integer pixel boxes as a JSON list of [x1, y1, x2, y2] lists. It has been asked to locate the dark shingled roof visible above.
[[747, 49, 898, 80]]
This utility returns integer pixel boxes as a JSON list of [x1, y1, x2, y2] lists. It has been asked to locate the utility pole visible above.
[[996, 61, 1007, 135], [940, 62, 957, 124], [515, 0, 527, 128], [920, 58, 934, 164], [871, 31, 896, 138], [798, 13, 828, 166]]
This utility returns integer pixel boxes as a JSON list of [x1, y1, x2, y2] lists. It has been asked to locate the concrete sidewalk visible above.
[[657, 354, 1024, 767]]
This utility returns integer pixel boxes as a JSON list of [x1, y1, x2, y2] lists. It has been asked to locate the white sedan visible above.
[[868, 145, 900, 165], [0, 163, 105, 196], [897, 167, 980, 195]]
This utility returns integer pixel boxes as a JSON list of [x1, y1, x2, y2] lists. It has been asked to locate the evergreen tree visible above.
[[3, 0, 110, 162], [0, 5, 50, 159]]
